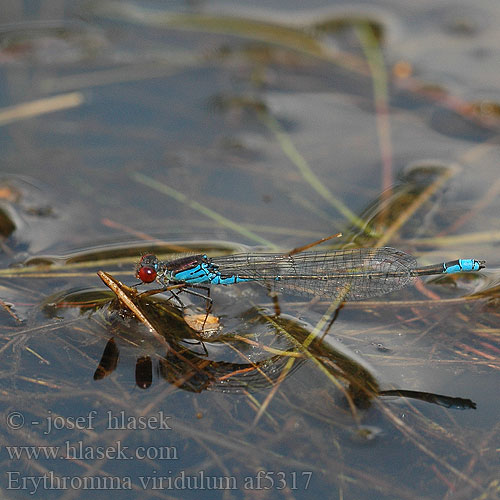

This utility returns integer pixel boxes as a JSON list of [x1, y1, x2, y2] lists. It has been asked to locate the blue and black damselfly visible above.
[[136, 236, 485, 304]]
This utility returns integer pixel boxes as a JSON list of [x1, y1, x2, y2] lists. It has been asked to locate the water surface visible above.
[[0, 1, 499, 499]]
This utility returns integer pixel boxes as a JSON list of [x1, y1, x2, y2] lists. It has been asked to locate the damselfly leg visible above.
[[137, 279, 214, 347]]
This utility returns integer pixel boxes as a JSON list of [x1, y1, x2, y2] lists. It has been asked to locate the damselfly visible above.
[[136, 243, 485, 302]]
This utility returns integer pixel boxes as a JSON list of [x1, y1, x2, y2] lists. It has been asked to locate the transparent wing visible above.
[[210, 247, 417, 300]]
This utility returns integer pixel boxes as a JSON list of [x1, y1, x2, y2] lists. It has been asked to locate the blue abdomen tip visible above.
[[458, 259, 479, 272], [444, 259, 481, 274]]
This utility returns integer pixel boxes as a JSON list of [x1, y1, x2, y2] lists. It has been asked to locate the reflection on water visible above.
[[45, 284, 476, 412]]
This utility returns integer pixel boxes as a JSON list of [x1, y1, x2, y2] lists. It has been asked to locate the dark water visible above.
[[0, 1, 499, 499]]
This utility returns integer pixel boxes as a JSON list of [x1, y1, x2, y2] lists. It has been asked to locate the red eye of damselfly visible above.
[[137, 266, 157, 283]]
